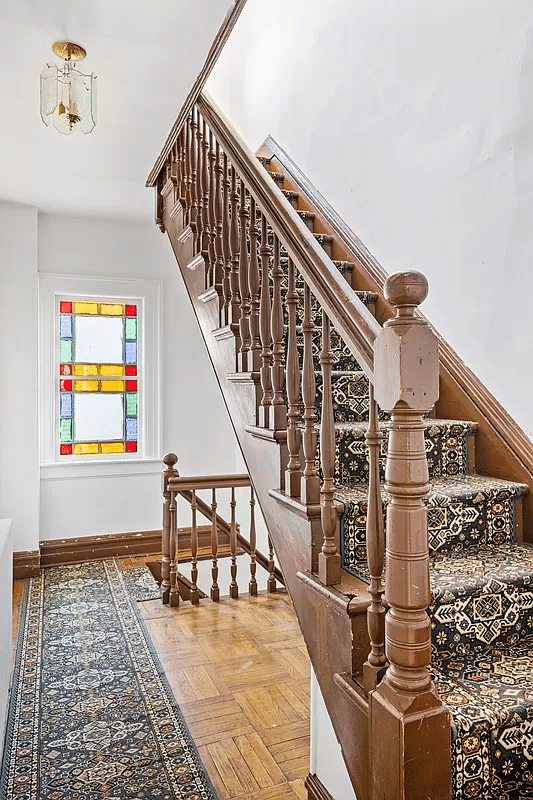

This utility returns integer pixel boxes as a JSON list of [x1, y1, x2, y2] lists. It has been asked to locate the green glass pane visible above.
[[126, 392, 137, 416], [60, 418, 72, 443], [125, 318, 137, 340], [60, 339, 72, 363]]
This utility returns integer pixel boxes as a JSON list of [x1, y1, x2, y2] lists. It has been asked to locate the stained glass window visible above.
[[58, 300, 139, 456]]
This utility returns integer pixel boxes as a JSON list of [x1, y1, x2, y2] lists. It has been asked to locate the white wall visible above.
[[37, 214, 239, 541], [0, 208, 239, 546], [0, 204, 39, 553], [207, 0, 533, 438], [310, 670, 357, 800]]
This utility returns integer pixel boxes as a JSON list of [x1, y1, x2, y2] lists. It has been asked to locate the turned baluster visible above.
[[248, 197, 261, 372], [222, 154, 232, 326], [208, 132, 218, 292], [170, 141, 179, 205], [301, 284, 320, 505], [363, 383, 387, 692], [318, 312, 341, 585], [184, 117, 192, 225], [214, 140, 225, 321], [249, 487, 258, 596], [259, 212, 273, 427], [190, 489, 200, 605], [210, 487, 220, 601], [267, 534, 277, 593], [285, 258, 302, 497], [370, 271, 450, 800], [229, 166, 241, 337], [201, 119, 211, 284], [189, 109, 198, 232], [270, 234, 286, 431], [169, 489, 179, 607], [178, 127, 187, 210], [195, 110, 204, 255], [229, 487, 238, 598], [161, 453, 178, 604], [238, 184, 251, 371]]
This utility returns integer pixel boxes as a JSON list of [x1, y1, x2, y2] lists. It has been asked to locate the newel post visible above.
[[369, 272, 451, 800], [161, 453, 179, 605]]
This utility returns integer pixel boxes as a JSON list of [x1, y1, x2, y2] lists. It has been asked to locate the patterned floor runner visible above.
[[0, 560, 218, 799]]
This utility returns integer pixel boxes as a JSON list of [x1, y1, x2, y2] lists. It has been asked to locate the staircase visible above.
[[150, 92, 533, 800]]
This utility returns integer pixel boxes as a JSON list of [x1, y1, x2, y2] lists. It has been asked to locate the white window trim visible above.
[[39, 273, 162, 480]]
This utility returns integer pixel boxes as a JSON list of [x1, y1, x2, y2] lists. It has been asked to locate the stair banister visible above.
[[369, 271, 451, 800], [198, 91, 380, 381]]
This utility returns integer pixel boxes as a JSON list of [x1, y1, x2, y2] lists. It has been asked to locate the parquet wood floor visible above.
[[12, 561, 311, 800], [139, 587, 311, 800]]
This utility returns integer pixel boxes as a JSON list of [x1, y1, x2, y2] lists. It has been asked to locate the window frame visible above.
[[39, 273, 162, 478]]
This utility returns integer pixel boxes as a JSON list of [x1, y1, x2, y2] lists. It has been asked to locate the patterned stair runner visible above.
[[259, 158, 533, 800]]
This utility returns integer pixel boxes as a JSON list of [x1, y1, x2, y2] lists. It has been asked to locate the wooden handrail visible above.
[[167, 473, 250, 491], [198, 92, 381, 381]]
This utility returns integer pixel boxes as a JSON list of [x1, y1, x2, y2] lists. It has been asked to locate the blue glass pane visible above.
[[125, 342, 137, 364], [126, 418, 138, 441], [60, 314, 72, 338], [60, 393, 73, 418]]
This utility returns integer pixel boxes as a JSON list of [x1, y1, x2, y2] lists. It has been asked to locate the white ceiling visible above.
[[0, 0, 235, 221]]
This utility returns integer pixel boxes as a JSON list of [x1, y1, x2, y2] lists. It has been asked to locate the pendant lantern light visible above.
[[40, 42, 96, 135]]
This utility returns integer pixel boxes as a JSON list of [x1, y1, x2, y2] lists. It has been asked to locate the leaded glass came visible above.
[[58, 300, 139, 456]]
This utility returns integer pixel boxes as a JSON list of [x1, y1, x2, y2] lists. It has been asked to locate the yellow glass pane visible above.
[[74, 443, 99, 455], [100, 364, 124, 377], [74, 380, 99, 392], [100, 303, 124, 316], [101, 442, 124, 454], [74, 364, 98, 377], [100, 380, 125, 392], [73, 302, 98, 315]]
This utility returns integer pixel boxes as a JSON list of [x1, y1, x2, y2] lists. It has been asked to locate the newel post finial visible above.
[[369, 271, 451, 800]]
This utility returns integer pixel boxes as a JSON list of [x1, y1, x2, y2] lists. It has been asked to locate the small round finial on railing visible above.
[[384, 271, 428, 321], [163, 453, 178, 468]]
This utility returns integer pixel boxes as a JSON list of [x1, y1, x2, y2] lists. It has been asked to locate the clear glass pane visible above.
[[40, 63, 58, 122], [75, 316, 123, 364], [74, 394, 124, 441]]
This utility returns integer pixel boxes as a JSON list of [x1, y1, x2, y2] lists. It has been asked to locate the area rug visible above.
[[0, 559, 218, 799]]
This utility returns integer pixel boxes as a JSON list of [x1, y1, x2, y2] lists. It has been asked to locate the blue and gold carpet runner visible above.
[[0, 560, 218, 799]]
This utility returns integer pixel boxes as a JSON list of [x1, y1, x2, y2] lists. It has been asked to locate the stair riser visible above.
[[331, 424, 474, 486], [340, 490, 521, 576]]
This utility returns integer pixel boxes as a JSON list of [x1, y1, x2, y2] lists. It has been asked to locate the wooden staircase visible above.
[[150, 92, 533, 800]]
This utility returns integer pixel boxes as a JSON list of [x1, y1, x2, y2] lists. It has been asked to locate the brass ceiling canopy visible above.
[[51, 41, 87, 62]]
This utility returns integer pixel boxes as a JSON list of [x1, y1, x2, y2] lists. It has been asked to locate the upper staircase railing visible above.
[[154, 91, 452, 800]]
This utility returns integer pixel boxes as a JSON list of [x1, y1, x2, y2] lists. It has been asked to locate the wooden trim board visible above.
[[13, 550, 41, 580], [305, 773, 335, 800]]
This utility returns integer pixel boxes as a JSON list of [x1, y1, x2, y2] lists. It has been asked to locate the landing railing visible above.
[[154, 91, 450, 798], [161, 453, 281, 607]]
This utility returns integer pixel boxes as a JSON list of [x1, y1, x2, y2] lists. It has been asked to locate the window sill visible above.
[[40, 458, 162, 481]]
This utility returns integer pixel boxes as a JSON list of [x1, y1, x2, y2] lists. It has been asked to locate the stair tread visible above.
[[431, 541, 533, 595], [334, 473, 528, 503], [332, 418, 479, 434]]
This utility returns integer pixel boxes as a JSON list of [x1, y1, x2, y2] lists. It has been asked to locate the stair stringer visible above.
[[164, 206, 372, 800]]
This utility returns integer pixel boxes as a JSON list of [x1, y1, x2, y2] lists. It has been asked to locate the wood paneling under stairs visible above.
[[139, 587, 311, 799]]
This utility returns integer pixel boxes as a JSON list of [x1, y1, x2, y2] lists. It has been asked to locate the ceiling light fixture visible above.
[[40, 41, 96, 135]]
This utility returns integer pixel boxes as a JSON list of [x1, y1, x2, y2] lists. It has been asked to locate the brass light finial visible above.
[[51, 42, 87, 62]]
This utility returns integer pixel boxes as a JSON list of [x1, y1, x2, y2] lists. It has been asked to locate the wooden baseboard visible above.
[[39, 530, 163, 568], [305, 773, 334, 800], [13, 550, 41, 580]]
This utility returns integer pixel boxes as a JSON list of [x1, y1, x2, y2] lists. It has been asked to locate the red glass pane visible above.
[[60, 364, 72, 376], [126, 442, 137, 453], [125, 365, 137, 376], [60, 444, 73, 455], [60, 379, 72, 391], [60, 301, 72, 313], [125, 305, 137, 316], [126, 380, 137, 391]]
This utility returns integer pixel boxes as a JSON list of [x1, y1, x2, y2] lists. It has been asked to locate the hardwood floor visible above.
[[12, 560, 311, 800], [138, 586, 311, 799]]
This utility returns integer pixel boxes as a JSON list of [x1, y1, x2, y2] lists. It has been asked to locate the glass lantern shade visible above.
[[40, 62, 96, 135]]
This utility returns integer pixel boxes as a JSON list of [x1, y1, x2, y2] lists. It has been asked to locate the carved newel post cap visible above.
[[163, 453, 178, 468], [384, 271, 428, 316]]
